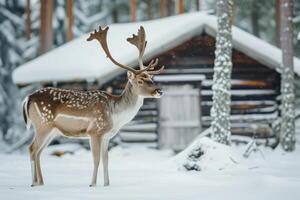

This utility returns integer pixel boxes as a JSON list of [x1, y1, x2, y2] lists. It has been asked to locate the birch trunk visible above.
[[210, 0, 233, 145], [280, 0, 295, 151]]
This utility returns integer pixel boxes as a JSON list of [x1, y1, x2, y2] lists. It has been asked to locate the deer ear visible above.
[[127, 71, 135, 80]]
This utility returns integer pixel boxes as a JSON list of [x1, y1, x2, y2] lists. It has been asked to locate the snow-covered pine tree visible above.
[[210, 0, 233, 145], [280, 0, 296, 151]]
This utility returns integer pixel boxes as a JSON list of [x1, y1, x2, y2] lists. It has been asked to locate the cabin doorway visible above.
[[158, 84, 202, 152]]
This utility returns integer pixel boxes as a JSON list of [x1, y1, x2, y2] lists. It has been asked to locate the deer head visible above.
[[87, 26, 164, 98]]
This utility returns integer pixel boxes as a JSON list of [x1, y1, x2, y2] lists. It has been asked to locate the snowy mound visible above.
[[171, 137, 240, 171]]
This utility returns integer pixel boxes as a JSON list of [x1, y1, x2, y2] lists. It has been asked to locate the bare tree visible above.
[[210, 0, 233, 145], [280, 0, 295, 151]]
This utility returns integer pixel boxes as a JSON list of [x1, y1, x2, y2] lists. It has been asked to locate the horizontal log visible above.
[[119, 132, 157, 142], [202, 79, 273, 89], [202, 112, 278, 124], [121, 123, 157, 132], [201, 100, 277, 107], [202, 95, 277, 102], [129, 119, 158, 124], [201, 89, 276, 96], [202, 106, 278, 115], [231, 136, 277, 146]]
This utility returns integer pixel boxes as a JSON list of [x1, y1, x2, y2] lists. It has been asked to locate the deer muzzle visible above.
[[153, 88, 163, 98]]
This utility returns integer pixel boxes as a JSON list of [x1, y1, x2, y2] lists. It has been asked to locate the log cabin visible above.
[[12, 12, 300, 150]]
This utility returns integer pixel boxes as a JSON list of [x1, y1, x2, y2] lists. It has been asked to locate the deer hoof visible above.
[[104, 182, 110, 187], [31, 182, 43, 187]]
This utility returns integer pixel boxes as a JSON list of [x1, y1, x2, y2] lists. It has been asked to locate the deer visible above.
[[23, 26, 164, 187]]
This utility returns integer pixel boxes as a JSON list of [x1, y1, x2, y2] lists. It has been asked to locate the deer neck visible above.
[[110, 81, 144, 129]]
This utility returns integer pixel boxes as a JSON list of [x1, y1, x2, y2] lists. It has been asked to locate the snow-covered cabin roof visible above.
[[12, 12, 300, 85]]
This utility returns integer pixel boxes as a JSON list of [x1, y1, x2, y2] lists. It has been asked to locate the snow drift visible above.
[[171, 136, 241, 171]]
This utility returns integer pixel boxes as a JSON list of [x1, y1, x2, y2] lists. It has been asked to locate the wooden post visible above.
[[40, 0, 53, 54], [66, 0, 73, 41], [25, 0, 31, 40], [177, 0, 185, 14], [130, 0, 137, 22], [147, 0, 153, 20], [160, 0, 165, 17]]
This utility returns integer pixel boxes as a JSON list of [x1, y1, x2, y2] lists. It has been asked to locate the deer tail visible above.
[[22, 96, 31, 131]]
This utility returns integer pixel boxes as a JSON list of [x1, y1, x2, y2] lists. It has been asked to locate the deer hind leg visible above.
[[29, 127, 55, 186], [101, 137, 110, 186], [89, 135, 102, 187], [28, 140, 38, 185]]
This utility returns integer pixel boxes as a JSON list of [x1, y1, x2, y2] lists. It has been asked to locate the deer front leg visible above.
[[101, 136, 111, 186], [89, 135, 102, 187]]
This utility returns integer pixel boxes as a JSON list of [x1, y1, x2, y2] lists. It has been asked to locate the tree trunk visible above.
[[130, 0, 137, 22], [280, 0, 295, 151], [166, 0, 174, 16], [276, 0, 281, 47], [160, 0, 165, 18], [177, 0, 185, 14], [25, 0, 31, 40], [39, 0, 53, 54], [196, 0, 200, 11], [147, 0, 153, 20], [111, 0, 119, 23], [210, 0, 233, 145], [66, 0, 73, 42], [251, 0, 260, 37]]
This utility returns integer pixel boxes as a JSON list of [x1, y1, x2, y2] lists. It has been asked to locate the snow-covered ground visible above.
[[1, 142, 300, 200]]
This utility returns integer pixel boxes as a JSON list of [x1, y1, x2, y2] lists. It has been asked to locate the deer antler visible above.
[[87, 26, 138, 74], [127, 26, 165, 74], [148, 65, 165, 75], [127, 26, 147, 69], [88, 26, 164, 75]]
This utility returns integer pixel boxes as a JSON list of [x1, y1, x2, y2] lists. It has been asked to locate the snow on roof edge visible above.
[[12, 12, 300, 85]]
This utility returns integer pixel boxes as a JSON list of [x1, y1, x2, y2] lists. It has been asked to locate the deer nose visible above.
[[156, 88, 163, 96]]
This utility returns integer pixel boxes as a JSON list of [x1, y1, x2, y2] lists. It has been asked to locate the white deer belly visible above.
[[54, 114, 91, 136]]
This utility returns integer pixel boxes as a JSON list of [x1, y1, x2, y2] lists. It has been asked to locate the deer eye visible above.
[[137, 80, 144, 85]]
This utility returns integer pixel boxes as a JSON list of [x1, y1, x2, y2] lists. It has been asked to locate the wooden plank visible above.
[[122, 123, 157, 131], [163, 90, 200, 96], [202, 112, 278, 124], [202, 95, 278, 102], [201, 89, 276, 96], [119, 132, 157, 142], [202, 105, 278, 115], [203, 79, 272, 88], [161, 121, 201, 128], [202, 100, 277, 107]]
